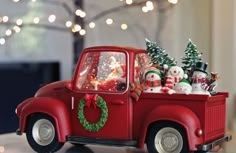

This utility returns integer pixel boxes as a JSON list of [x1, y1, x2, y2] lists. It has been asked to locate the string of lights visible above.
[[0, 0, 179, 45]]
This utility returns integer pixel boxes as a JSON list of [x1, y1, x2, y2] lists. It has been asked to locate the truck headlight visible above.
[[15, 108, 17, 114]]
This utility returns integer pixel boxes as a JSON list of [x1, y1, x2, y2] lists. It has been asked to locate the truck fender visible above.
[[139, 105, 203, 150], [18, 97, 71, 142]]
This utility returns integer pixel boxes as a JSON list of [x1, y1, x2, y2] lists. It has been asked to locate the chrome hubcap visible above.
[[32, 119, 55, 146], [154, 127, 183, 153]]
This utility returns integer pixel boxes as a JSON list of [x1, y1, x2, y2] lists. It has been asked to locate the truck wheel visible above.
[[26, 114, 64, 153], [147, 122, 189, 153]]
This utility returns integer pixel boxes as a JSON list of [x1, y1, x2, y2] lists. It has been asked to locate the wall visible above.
[[212, 0, 236, 130], [84, 0, 211, 64], [0, 0, 74, 80], [84, 0, 158, 48]]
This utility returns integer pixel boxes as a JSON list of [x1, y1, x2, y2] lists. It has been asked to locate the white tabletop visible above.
[[0, 133, 234, 153]]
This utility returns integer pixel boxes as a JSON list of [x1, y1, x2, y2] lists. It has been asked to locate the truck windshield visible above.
[[134, 53, 151, 84], [75, 51, 127, 92]]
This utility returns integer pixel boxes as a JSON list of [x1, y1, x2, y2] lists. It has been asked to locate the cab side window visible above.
[[134, 53, 151, 83], [76, 51, 127, 92]]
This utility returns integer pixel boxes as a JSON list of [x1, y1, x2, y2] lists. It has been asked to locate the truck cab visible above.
[[16, 46, 231, 153]]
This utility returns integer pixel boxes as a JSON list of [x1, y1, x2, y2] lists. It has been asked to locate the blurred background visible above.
[[0, 0, 235, 135]]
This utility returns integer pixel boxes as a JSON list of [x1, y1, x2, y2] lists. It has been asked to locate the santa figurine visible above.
[[162, 65, 187, 94], [106, 56, 126, 82], [191, 62, 210, 95], [143, 67, 162, 93], [96, 56, 126, 91], [174, 78, 192, 94]]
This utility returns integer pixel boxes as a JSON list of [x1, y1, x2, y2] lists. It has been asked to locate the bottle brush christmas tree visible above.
[[146, 38, 177, 68], [181, 39, 202, 81]]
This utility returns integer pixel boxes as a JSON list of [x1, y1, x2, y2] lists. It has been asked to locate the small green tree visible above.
[[181, 39, 202, 81], [145, 38, 176, 68], [182, 39, 202, 71]]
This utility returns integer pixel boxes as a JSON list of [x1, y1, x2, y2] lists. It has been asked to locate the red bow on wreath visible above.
[[84, 94, 98, 109]]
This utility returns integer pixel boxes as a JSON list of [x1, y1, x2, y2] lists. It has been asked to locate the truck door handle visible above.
[[111, 100, 124, 105]]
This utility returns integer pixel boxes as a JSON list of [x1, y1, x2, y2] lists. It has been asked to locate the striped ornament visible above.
[[129, 82, 146, 101], [161, 76, 173, 93]]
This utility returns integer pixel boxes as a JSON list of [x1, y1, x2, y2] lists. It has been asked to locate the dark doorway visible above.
[[0, 62, 59, 134]]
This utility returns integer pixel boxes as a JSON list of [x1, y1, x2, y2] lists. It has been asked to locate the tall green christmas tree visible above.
[[182, 39, 202, 71], [145, 38, 176, 68], [181, 39, 202, 80]]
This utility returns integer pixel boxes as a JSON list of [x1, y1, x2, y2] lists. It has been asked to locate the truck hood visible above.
[[35, 80, 70, 97]]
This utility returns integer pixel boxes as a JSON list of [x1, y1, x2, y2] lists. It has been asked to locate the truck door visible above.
[[70, 50, 131, 139]]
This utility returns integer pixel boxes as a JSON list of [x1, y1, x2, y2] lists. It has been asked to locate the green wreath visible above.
[[78, 95, 108, 132]]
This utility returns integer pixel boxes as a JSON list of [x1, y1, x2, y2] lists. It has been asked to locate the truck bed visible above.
[[135, 92, 228, 143]]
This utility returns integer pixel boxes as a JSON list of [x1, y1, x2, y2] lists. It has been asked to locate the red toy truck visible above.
[[16, 46, 231, 153]]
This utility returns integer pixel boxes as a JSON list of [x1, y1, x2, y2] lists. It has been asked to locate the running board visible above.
[[67, 136, 138, 147]]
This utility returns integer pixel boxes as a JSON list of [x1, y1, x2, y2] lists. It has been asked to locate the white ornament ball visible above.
[[163, 64, 168, 70]]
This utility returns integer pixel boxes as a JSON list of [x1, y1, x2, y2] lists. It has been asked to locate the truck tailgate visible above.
[[203, 92, 228, 142]]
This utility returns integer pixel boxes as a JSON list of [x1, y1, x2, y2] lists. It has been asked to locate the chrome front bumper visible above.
[[197, 135, 232, 151]]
